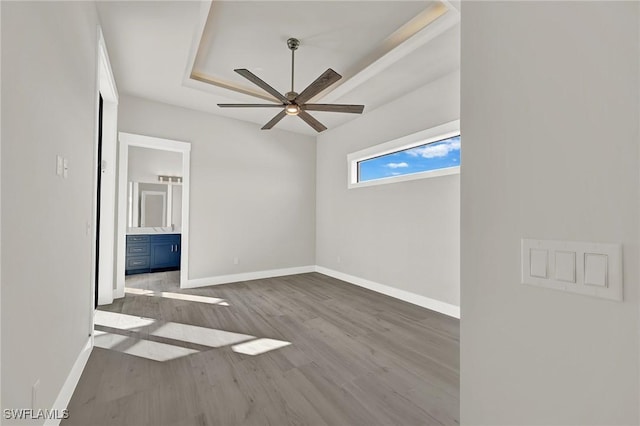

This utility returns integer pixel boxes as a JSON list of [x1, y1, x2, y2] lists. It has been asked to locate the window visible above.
[[347, 120, 460, 188]]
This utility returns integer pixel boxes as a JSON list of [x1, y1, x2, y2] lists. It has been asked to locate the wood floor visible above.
[[64, 272, 459, 426]]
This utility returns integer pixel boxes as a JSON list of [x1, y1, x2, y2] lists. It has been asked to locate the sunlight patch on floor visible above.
[[95, 307, 291, 361], [94, 330, 199, 362], [124, 287, 230, 306], [231, 338, 291, 356], [152, 322, 254, 348], [95, 311, 254, 348], [94, 310, 156, 331]]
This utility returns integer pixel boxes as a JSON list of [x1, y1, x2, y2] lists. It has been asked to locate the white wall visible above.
[[118, 95, 316, 280], [172, 185, 182, 230], [1, 1, 3, 415], [128, 145, 182, 183], [1, 0, 98, 415], [460, 2, 639, 424], [316, 70, 460, 308]]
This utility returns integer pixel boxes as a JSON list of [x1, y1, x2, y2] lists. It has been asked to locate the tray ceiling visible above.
[[97, 1, 460, 135]]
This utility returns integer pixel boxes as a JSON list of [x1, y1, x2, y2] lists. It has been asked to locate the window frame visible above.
[[347, 120, 460, 189]]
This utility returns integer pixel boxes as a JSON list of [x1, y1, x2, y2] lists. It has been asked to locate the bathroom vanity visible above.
[[126, 229, 181, 275], [125, 176, 183, 275]]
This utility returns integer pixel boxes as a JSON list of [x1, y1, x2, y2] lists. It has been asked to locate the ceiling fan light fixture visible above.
[[285, 104, 300, 116], [217, 37, 364, 132]]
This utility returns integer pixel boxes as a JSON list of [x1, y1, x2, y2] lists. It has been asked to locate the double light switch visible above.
[[522, 239, 622, 301]]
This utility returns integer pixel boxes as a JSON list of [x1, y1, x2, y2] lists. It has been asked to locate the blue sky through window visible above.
[[358, 135, 460, 182]]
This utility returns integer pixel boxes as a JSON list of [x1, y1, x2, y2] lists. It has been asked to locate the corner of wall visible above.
[[314, 69, 461, 310], [0, 0, 3, 418]]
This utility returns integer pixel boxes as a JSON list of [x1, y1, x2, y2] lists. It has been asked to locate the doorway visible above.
[[116, 133, 191, 298]]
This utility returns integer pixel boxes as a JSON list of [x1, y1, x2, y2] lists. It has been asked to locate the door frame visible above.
[[92, 26, 119, 311], [116, 133, 191, 297]]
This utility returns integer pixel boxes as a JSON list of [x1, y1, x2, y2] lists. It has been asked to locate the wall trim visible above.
[[315, 266, 460, 318], [94, 24, 119, 307], [184, 265, 316, 288], [44, 337, 92, 426], [183, 264, 459, 319], [113, 287, 124, 299]]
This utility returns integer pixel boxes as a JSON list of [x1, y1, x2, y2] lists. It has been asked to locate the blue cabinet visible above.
[[126, 234, 181, 275], [126, 235, 151, 275], [150, 234, 181, 270]]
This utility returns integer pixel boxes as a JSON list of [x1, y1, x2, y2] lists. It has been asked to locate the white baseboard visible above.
[[44, 337, 93, 426], [183, 265, 316, 289], [181, 264, 459, 318], [315, 266, 460, 319]]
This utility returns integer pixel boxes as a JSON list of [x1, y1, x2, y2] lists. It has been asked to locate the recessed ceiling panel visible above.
[[192, 1, 439, 101]]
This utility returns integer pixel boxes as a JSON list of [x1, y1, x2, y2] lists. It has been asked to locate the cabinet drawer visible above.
[[127, 235, 150, 243], [127, 243, 149, 256], [126, 256, 150, 269]]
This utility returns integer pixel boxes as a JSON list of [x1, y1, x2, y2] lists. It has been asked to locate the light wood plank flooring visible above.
[[64, 272, 459, 426]]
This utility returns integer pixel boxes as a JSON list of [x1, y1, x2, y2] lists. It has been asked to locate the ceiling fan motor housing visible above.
[[285, 91, 298, 101], [287, 38, 300, 51]]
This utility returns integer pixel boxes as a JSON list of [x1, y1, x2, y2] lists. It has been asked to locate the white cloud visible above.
[[407, 138, 461, 159], [386, 162, 409, 169]]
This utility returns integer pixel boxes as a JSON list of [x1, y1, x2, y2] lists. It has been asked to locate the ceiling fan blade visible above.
[[295, 69, 342, 105], [301, 104, 364, 114], [218, 104, 285, 108], [261, 110, 287, 130], [298, 110, 327, 133], [234, 69, 288, 103]]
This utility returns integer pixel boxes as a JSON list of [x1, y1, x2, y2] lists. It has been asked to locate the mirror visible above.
[[126, 145, 183, 232], [127, 181, 182, 230]]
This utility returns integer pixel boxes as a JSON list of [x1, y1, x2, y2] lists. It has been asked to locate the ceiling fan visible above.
[[218, 38, 365, 133]]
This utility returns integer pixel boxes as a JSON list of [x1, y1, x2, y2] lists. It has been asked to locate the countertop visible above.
[[127, 227, 181, 235]]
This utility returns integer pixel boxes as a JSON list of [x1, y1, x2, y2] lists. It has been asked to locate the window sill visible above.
[[348, 165, 460, 189]]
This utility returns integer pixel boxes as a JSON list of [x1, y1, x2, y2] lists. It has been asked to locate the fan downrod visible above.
[[287, 38, 300, 93]]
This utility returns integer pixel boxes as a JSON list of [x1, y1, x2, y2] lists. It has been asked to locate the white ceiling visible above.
[[96, 1, 460, 136]]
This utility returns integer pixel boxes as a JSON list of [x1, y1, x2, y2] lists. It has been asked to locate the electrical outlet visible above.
[[32, 379, 40, 409]]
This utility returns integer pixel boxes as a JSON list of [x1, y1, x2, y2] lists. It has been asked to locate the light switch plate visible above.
[[555, 251, 576, 283], [529, 249, 548, 278], [521, 239, 622, 302], [584, 253, 608, 287]]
